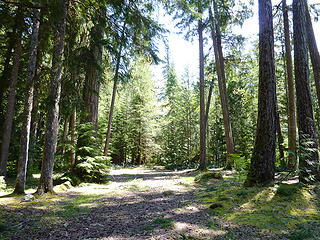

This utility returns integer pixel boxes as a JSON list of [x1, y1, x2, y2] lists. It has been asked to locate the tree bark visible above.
[[82, 8, 105, 131], [28, 10, 48, 174], [293, 0, 319, 184], [282, 0, 297, 170], [14, 6, 40, 194], [0, 7, 24, 177], [103, 22, 126, 157], [305, 5, 320, 109], [245, 0, 277, 186], [209, 3, 235, 167], [37, 0, 67, 194], [198, 15, 207, 171]]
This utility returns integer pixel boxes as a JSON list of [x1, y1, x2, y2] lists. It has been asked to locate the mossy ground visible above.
[[196, 173, 320, 238]]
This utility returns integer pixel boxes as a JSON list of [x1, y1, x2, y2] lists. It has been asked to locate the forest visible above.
[[0, 0, 320, 239]]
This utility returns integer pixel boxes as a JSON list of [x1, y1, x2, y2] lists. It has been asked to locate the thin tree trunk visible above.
[[209, 4, 235, 167], [293, 0, 319, 184], [37, 0, 67, 194], [305, 5, 320, 109], [198, 15, 207, 171], [61, 117, 68, 155], [103, 22, 126, 157], [14, 6, 40, 194], [282, 0, 297, 170], [245, 0, 277, 186], [205, 79, 214, 127], [70, 110, 76, 170], [276, 112, 285, 168], [0, 7, 24, 177]]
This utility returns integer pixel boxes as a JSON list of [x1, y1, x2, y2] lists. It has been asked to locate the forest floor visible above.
[[0, 167, 319, 240]]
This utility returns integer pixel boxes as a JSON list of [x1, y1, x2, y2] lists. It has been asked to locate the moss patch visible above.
[[194, 171, 223, 182], [153, 218, 175, 229], [197, 180, 320, 236]]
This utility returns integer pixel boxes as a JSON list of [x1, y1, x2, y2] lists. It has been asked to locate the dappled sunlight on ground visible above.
[[2, 168, 318, 239]]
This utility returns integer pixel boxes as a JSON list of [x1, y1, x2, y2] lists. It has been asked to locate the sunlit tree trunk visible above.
[[37, 0, 67, 194], [245, 0, 277, 186], [14, 6, 40, 194], [293, 0, 319, 184]]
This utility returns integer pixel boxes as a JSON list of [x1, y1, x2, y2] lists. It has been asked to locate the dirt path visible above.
[[60, 168, 217, 240], [1, 168, 286, 240]]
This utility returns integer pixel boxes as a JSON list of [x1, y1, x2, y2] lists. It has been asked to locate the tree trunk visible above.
[[276, 112, 285, 168], [305, 5, 320, 109], [61, 117, 68, 155], [70, 110, 76, 170], [14, 7, 40, 194], [28, 11, 47, 174], [0, 29, 15, 118], [198, 15, 207, 171], [209, 4, 235, 167], [205, 79, 214, 127], [245, 0, 277, 186], [293, 0, 320, 184], [37, 0, 67, 194], [104, 22, 126, 157], [82, 8, 105, 131], [282, 0, 297, 170], [0, 7, 24, 178]]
